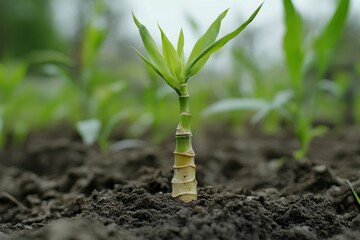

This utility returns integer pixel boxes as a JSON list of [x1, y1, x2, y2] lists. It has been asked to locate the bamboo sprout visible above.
[[172, 83, 197, 202], [133, 4, 262, 202]]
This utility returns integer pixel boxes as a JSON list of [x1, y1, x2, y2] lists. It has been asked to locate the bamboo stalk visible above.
[[172, 84, 197, 202]]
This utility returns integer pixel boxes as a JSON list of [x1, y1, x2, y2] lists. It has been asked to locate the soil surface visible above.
[[0, 126, 359, 240]]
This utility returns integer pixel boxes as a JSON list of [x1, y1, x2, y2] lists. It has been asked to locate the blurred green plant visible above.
[[31, 0, 129, 150], [0, 0, 64, 59], [133, 4, 262, 202], [317, 68, 357, 125], [203, 90, 293, 125], [202, 0, 350, 160], [283, 0, 350, 159], [203, 43, 291, 134], [140, 70, 178, 141], [0, 62, 28, 147], [346, 180, 360, 206], [73, 1, 129, 149]]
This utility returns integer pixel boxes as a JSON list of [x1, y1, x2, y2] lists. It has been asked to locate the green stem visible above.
[[172, 83, 197, 202]]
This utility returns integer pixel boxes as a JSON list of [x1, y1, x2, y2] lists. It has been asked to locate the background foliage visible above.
[[0, 0, 359, 155]]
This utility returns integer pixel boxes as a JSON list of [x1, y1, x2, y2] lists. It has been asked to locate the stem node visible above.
[[172, 84, 197, 202]]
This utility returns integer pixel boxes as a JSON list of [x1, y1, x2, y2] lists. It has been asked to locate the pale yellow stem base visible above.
[[172, 151, 198, 202]]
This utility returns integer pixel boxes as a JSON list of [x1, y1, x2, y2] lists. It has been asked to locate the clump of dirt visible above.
[[0, 127, 360, 239]]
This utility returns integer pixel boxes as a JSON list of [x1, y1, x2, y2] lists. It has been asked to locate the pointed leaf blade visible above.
[[272, 90, 294, 107], [132, 13, 176, 88], [283, 0, 305, 87], [177, 29, 185, 57], [313, 0, 350, 77], [135, 49, 177, 89], [251, 105, 272, 124], [346, 180, 360, 206], [187, 9, 229, 65], [186, 4, 263, 79], [159, 26, 184, 83], [202, 98, 268, 117], [177, 29, 186, 68]]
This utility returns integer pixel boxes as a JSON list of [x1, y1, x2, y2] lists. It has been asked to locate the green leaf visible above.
[[202, 98, 268, 116], [0, 116, 3, 134], [177, 29, 185, 57], [313, 0, 350, 78], [27, 50, 73, 66], [252, 90, 294, 124], [0, 62, 27, 99], [318, 80, 341, 97], [134, 49, 178, 90], [346, 180, 360, 206], [187, 9, 229, 65], [99, 111, 129, 150], [310, 125, 328, 138], [185, 13, 200, 33], [356, 62, 360, 75], [294, 115, 312, 159], [272, 90, 294, 108], [186, 4, 263, 79], [102, 111, 128, 142], [133, 13, 177, 90], [76, 118, 102, 145], [82, 0, 107, 69], [283, 0, 305, 88], [251, 105, 272, 124], [159, 26, 184, 83], [109, 139, 147, 152], [177, 29, 185, 65]]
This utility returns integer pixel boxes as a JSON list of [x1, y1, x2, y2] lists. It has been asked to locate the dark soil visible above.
[[0, 126, 359, 240]]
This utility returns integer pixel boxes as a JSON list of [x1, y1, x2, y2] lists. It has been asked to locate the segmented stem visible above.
[[172, 84, 197, 202]]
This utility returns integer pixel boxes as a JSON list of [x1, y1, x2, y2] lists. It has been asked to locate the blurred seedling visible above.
[[205, 0, 350, 160], [133, 4, 263, 202], [34, 0, 129, 150], [0, 62, 29, 148], [283, 0, 350, 159], [346, 180, 360, 206]]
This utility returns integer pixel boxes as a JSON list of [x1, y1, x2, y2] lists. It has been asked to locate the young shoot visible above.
[[346, 180, 360, 206], [133, 4, 263, 202], [283, 0, 350, 159]]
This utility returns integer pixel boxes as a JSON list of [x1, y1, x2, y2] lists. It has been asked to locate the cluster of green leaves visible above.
[[203, 38, 291, 134], [283, 0, 350, 159], [74, 1, 132, 149], [1, 0, 181, 150], [0, 0, 64, 59], [0, 62, 57, 148], [204, 0, 351, 159], [38, 0, 130, 149], [2, 0, 358, 152], [133, 4, 263, 94]]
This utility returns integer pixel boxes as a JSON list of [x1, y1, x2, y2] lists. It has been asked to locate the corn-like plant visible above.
[[39, 0, 129, 149], [31, 0, 129, 150], [133, 4, 262, 202], [283, 0, 350, 159]]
